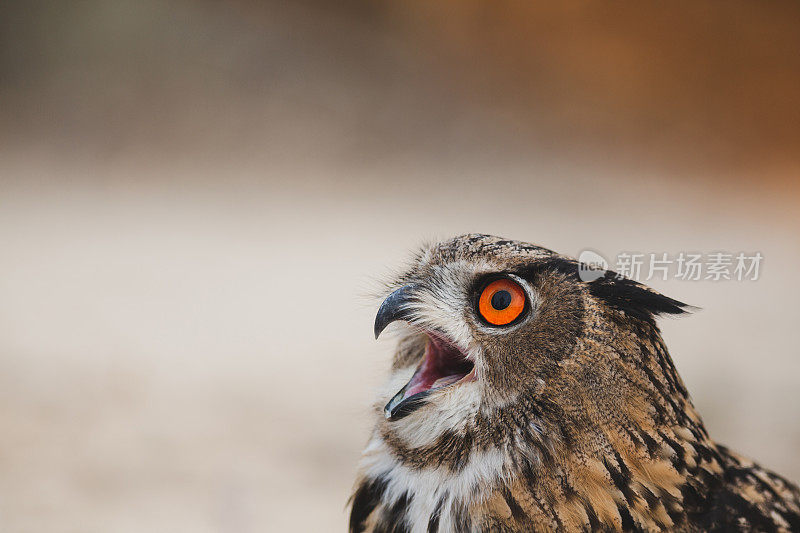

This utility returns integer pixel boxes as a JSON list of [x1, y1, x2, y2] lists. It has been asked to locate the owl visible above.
[[349, 234, 800, 532]]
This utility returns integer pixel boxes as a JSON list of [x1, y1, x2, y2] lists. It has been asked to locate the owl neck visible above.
[[355, 369, 720, 532], [494, 397, 718, 530], [353, 394, 717, 532]]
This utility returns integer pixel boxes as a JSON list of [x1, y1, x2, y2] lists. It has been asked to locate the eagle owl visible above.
[[349, 234, 800, 532]]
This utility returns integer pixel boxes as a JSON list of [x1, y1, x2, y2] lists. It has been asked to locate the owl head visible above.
[[371, 234, 692, 462]]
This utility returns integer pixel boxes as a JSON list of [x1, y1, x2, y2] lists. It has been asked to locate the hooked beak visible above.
[[374, 284, 416, 339]]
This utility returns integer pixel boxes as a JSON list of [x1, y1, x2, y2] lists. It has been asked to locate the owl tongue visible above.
[[400, 335, 474, 400]]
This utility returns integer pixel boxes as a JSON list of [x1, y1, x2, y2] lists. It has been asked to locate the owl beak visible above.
[[374, 284, 416, 339], [375, 284, 476, 421]]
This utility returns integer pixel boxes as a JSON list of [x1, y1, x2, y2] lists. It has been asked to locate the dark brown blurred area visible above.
[[2, 1, 799, 178], [390, 1, 800, 176], [0, 2, 798, 532]]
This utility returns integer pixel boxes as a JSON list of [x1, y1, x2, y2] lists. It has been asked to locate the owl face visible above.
[[373, 234, 688, 440]]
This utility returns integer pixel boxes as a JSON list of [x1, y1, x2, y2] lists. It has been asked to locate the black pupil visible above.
[[491, 290, 512, 310]]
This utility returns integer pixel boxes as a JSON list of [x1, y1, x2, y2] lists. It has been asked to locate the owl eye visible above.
[[477, 278, 527, 326]]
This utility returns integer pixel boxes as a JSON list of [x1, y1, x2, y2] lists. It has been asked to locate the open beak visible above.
[[374, 285, 476, 421]]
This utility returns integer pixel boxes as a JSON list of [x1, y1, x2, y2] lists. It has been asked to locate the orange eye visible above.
[[478, 278, 527, 326]]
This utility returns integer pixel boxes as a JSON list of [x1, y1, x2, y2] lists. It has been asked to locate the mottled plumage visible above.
[[349, 234, 800, 532]]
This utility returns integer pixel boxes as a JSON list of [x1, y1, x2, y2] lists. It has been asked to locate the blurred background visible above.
[[1, 1, 799, 531]]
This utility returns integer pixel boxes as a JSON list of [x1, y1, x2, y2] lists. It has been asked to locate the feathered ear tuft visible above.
[[587, 272, 693, 323], [528, 257, 695, 323]]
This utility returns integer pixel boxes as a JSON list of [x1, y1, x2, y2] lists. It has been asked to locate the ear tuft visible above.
[[588, 272, 693, 323]]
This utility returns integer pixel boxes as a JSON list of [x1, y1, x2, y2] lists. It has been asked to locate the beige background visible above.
[[1, 1, 799, 531]]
